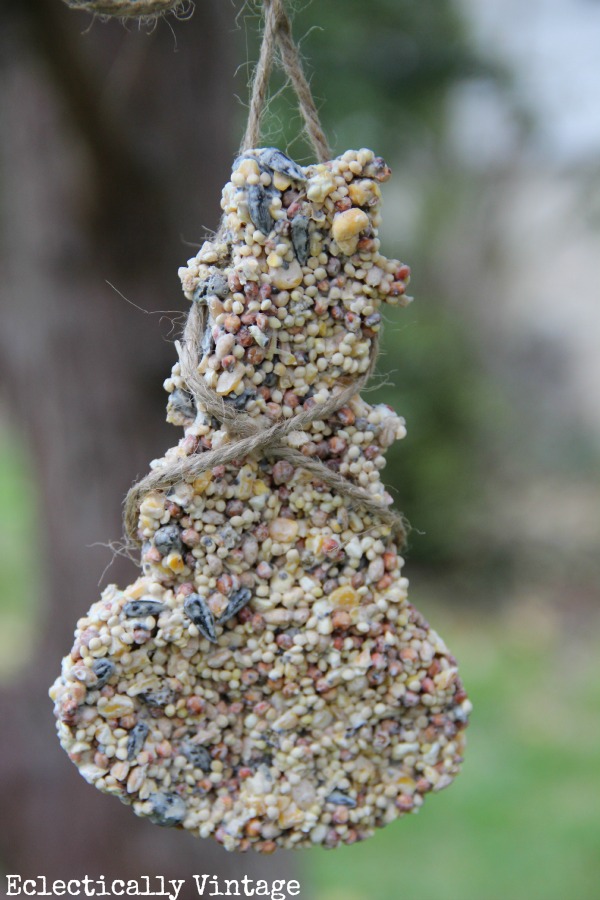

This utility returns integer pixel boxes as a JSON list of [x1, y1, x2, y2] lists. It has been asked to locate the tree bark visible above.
[[0, 1, 295, 881]]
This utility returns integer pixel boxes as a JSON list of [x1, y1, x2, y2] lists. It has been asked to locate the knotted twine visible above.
[[123, 0, 407, 547]]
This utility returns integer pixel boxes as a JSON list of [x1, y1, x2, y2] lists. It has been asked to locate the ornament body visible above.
[[51, 149, 470, 852]]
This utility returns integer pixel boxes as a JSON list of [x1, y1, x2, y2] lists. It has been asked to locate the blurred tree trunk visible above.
[[0, 0, 294, 881]]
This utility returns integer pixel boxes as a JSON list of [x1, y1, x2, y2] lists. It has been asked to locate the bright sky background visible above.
[[455, 0, 600, 165]]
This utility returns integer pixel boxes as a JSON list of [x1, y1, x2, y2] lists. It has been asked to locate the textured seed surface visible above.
[[51, 148, 469, 854]]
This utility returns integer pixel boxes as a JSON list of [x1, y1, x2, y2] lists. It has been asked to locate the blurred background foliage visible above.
[[241, 0, 501, 161], [1, 0, 599, 896]]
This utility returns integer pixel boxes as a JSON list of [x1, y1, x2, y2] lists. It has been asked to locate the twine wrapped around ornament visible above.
[[62, 0, 188, 18], [124, 301, 407, 548]]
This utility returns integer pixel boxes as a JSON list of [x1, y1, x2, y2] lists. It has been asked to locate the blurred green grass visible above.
[[1, 426, 598, 898], [0, 425, 39, 676], [309, 599, 600, 900]]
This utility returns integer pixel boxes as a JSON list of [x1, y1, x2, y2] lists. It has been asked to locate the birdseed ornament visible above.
[[50, 145, 471, 852]]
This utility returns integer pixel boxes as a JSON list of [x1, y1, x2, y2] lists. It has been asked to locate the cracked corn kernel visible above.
[[332, 208, 370, 243]]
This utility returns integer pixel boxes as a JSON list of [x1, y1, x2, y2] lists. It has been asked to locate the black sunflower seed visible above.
[[247, 184, 274, 235], [259, 148, 306, 183], [154, 525, 182, 556], [127, 722, 149, 760], [193, 271, 229, 302], [291, 215, 310, 265], [168, 388, 197, 420], [140, 689, 174, 709], [218, 587, 252, 624], [326, 790, 357, 808], [181, 743, 212, 772], [183, 593, 217, 643], [148, 792, 187, 828], [91, 658, 116, 690], [225, 388, 256, 410], [122, 599, 165, 618]]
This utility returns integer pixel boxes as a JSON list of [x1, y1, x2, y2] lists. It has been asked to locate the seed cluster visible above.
[[51, 148, 470, 852]]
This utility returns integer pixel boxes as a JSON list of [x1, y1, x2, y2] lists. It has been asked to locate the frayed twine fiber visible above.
[[241, 0, 331, 162], [62, 0, 188, 18], [122, 0, 407, 547]]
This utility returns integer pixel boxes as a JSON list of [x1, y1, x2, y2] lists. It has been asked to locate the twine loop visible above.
[[241, 0, 331, 162]]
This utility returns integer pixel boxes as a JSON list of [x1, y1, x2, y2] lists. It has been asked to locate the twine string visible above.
[[123, 0, 406, 547], [125, 302, 406, 543], [241, 0, 331, 162]]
